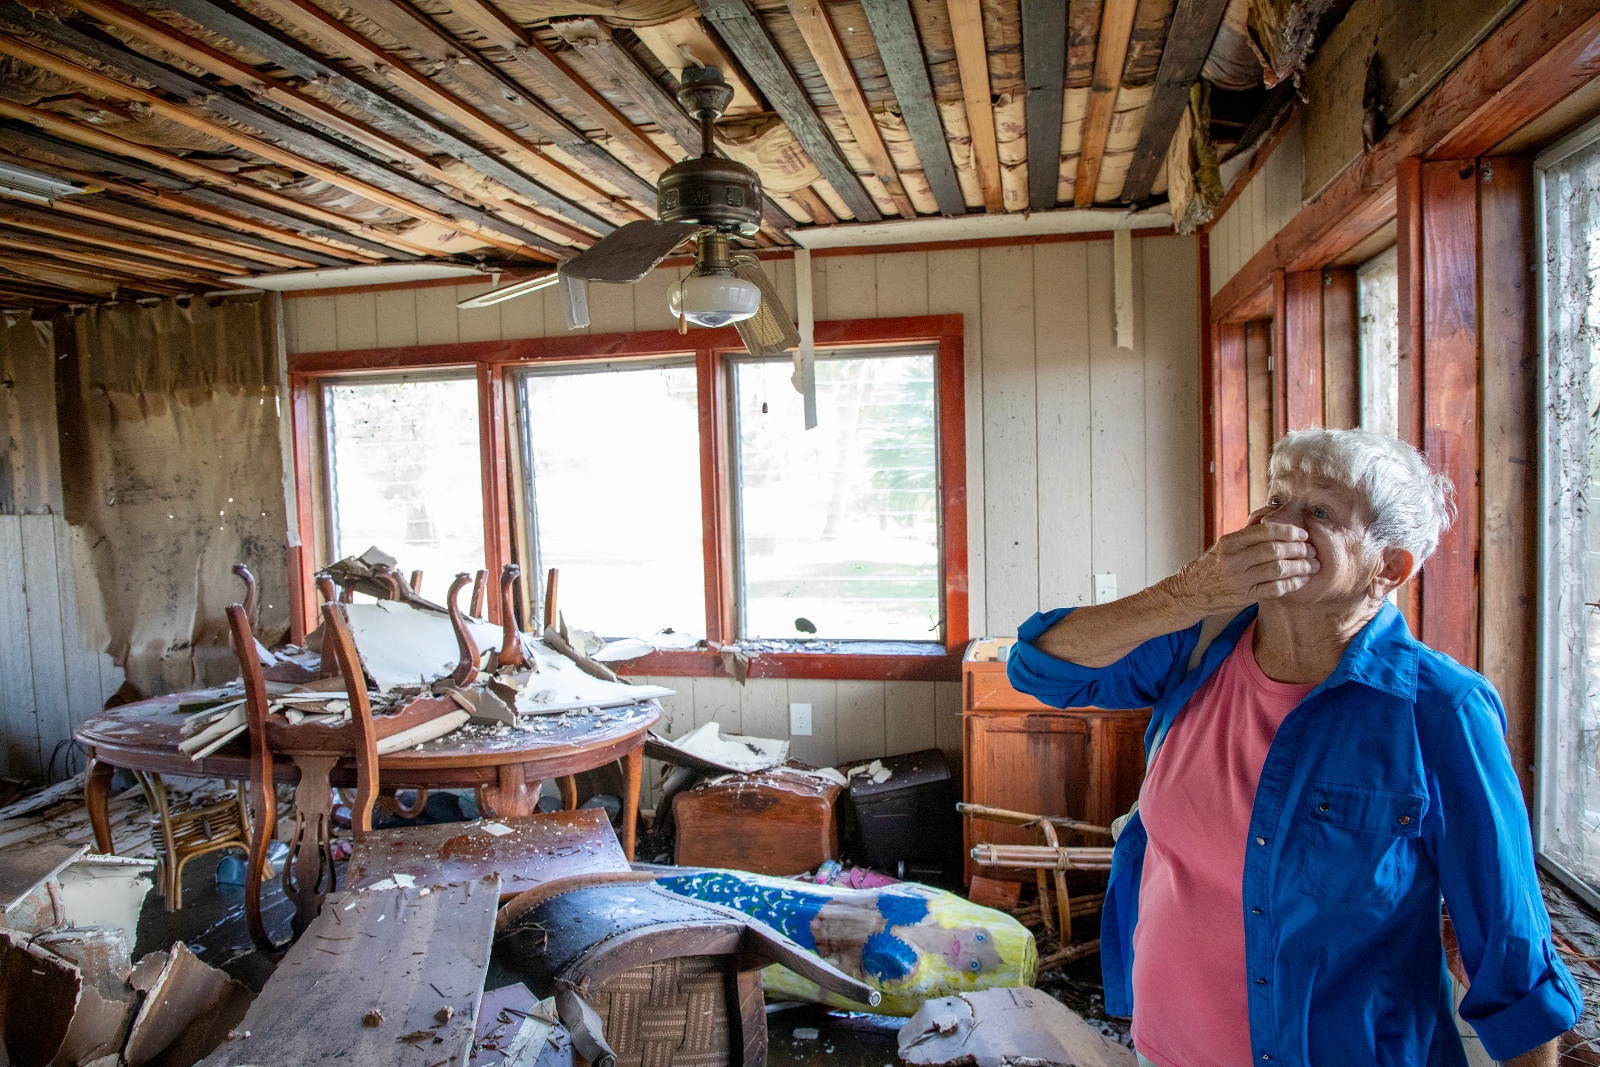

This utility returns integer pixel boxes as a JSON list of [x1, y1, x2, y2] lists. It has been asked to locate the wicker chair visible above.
[[136, 772, 252, 911]]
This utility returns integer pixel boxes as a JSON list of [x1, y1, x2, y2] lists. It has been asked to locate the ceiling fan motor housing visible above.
[[658, 66, 762, 236]]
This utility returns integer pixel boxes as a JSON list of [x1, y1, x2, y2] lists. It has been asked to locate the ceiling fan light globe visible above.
[[669, 273, 761, 328]]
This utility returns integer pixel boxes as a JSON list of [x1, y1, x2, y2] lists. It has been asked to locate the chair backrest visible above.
[[317, 602, 381, 833]]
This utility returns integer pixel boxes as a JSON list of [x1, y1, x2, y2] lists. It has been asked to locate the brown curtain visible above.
[[60, 295, 289, 697]]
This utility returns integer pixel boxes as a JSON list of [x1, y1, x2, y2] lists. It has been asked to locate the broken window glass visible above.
[[1358, 245, 1399, 438], [517, 361, 706, 639], [732, 347, 941, 642], [323, 375, 485, 591], [1541, 134, 1600, 903]]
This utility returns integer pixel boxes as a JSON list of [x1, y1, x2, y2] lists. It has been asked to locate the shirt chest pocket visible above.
[[1291, 782, 1425, 906]]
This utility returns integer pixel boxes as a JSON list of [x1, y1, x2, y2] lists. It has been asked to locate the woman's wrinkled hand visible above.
[[1163, 510, 1319, 615]]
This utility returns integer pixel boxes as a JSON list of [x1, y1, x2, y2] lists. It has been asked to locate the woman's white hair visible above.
[[1268, 428, 1455, 574]]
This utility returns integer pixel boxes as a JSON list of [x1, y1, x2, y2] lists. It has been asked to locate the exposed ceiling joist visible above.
[[947, 0, 1003, 213], [784, 0, 916, 218], [168, 188, 416, 261], [0, 203, 292, 273], [697, 0, 884, 223], [436, 0, 673, 174], [858, 0, 966, 217], [1075, 0, 1139, 207], [157, 0, 616, 239], [0, 228, 224, 285], [1022, 0, 1067, 212], [0, 248, 189, 293], [1120, 0, 1231, 203], [56, 196, 342, 268], [550, 17, 703, 159]]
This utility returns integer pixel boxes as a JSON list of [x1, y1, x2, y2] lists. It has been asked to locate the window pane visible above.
[[325, 377, 486, 586], [520, 363, 705, 638], [734, 351, 940, 641], [1542, 140, 1600, 893], [1358, 246, 1400, 437]]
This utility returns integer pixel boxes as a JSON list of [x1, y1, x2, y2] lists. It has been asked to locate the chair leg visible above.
[[559, 776, 579, 811]]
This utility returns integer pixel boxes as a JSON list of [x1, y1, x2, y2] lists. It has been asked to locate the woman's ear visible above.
[[1370, 547, 1414, 600]]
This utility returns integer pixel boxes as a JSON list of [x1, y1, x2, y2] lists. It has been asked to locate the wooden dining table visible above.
[[75, 688, 660, 880]]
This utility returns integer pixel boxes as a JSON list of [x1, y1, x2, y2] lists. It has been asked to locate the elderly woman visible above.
[[1008, 429, 1580, 1067]]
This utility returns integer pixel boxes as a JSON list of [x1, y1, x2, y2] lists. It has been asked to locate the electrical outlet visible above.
[[1094, 572, 1118, 604], [789, 702, 813, 736]]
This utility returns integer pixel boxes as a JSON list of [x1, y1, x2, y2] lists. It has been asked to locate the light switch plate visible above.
[[1094, 572, 1117, 604], [789, 702, 813, 736]]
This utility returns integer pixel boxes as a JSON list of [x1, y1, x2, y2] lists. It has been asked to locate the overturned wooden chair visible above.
[[495, 874, 880, 1067], [960, 801, 1114, 943]]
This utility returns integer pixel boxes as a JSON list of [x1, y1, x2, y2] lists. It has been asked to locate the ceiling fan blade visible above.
[[731, 254, 800, 358], [558, 272, 589, 330], [559, 220, 709, 283], [456, 272, 558, 309]]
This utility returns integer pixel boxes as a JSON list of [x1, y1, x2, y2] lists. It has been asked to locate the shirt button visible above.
[[1318, 802, 1330, 812], [1262, 1055, 1272, 1061], [1256, 836, 1267, 846], [1398, 815, 1411, 825], [1255, 977, 1267, 985], [1251, 907, 1262, 915]]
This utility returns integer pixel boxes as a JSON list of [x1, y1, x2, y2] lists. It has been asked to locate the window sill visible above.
[[613, 643, 961, 682]]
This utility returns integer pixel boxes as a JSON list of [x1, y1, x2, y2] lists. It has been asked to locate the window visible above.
[[1358, 246, 1400, 437], [1539, 130, 1600, 905], [323, 374, 485, 586], [517, 361, 705, 639], [732, 347, 941, 641]]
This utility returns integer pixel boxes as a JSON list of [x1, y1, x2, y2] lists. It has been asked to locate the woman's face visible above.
[[1257, 470, 1382, 605]]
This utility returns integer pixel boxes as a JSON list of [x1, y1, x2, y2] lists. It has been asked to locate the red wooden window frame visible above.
[[285, 313, 968, 682]]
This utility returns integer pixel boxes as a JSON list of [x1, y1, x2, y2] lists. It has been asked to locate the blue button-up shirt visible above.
[[1008, 602, 1581, 1066]]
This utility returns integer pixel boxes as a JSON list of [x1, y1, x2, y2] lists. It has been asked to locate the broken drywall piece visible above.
[[656, 722, 788, 774], [56, 857, 156, 949], [898, 987, 1134, 1067], [514, 639, 672, 715], [440, 685, 517, 727], [123, 943, 252, 1067], [341, 601, 501, 692], [0, 928, 136, 1067], [34, 927, 135, 1066]]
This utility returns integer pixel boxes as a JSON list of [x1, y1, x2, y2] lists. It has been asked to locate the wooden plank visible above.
[[873, 251, 929, 316], [1321, 267, 1359, 428], [550, 18, 704, 160], [1088, 238, 1146, 593], [51, 518, 101, 734], [979, 244, 1038, 625], [1244, 319, 1272, 510], [0, 843, 87, 911], [1120, 0, 1231, 203], [785, 0, 917, 217], [1419, 159, 1480, 669], [947, 0, 1003, 213], [834, 680, 886, 763], [697, 0, 883, 222], [1022, 0, 1067, 212], [738, 678, 788, 740], [1074, 0, 1138, 208], [19, 515, 71, 780], [197, 879, 497, 1067], [0, 515, 40, 779], [0, 202, 291, 274], [1034, 241, 1092, 609], [1397, 156, 1424, 451], [58, 196, 339, 269], [821, 253, 876, 318], [1142, 234, 1201, 581], [1208, 0, 1600, 320], [333, 292, 378, 352], [373, 289, 419, 349], [926, 248, 984, 636], [1478, 154, 1537, 809], [1283, 270, 1324, 430], [858, 0, 967, 216], [884, 680, 936, 757], [1215, 321, 1251, 533]]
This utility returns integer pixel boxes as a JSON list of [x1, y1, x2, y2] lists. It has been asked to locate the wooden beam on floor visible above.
[[437, 0, 674, 174], [946, 0, 1002, 212], [1021, 0, 1067, 212], [156, 0, 617, 237], [1074, 0, 1138, 207], [329, 0, 658, 210], [1119, 0, 1230, 203], [0, 13, 566, 258], [785, 0, 916, 218], [858, 0, 965, 216], [697, 0, 883, 222]]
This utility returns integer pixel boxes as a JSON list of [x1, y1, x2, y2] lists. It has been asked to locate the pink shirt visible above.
[[1131, 622, 1314, 1067]]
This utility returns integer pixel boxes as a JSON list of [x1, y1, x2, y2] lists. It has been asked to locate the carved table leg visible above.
[[480, 763, 538, 818], [285, 755, 338, 940], [621, 745, 643, 861], [85, 756, 116, 855]]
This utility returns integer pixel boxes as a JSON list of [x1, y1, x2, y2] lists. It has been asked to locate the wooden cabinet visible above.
[[961, 639, 1151, 882]]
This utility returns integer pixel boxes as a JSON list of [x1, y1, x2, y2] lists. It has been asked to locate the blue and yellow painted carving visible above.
[[655, 870, 1037, 1016]]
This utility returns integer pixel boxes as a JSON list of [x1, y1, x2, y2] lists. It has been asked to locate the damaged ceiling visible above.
[[0, 0, 1328, 309]]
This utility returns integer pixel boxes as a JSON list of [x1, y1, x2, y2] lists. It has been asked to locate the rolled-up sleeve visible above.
[[1428, 683, 1582, 1060], [1008, 608, 1193, 710]]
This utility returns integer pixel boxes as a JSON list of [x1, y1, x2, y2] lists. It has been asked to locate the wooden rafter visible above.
[[551, 17, 704, 158], [0, 12, 566, 258], [0, 228, 223, 286], [435, 0, 674, 174], [784, 0, 916, 218], [1021, 0, 1067, 212], [57, 195, 352, 269], [1075, 0, 1138, 208], [1120, 0, 1231, 203], [946, 0, 1002, 212], [0, 203, 298, 273], [858, 0, 965, 217], [328, 0, 657, 209], [697, 0, 884, 222], [165, 188, 411, 262], [0, 249, 188, 293]]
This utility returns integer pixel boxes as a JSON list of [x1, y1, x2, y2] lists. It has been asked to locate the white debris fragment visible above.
[[479, 822, 513, 838]]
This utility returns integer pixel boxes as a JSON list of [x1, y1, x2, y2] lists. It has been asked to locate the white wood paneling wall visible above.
[[1209, 118, 1305, 295], [0, 513, 124, 780], [285, 237, 1202, 779]]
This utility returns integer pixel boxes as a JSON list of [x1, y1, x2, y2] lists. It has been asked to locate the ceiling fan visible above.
[[459, 67, 799, 361]]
